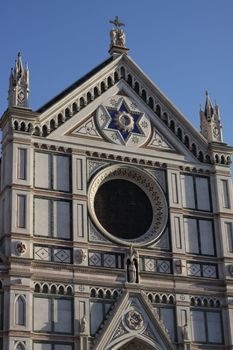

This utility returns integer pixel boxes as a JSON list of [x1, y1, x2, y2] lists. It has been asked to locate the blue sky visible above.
[[1, 1, 233, 145]]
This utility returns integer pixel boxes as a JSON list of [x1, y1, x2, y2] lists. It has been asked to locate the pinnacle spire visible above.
[[8, 52, 30, 108], [204, 90, 214, 119], [200, 91, 223, 143]]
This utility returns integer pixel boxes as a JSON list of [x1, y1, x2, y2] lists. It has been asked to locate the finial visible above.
[[109, 16, 129, 56], [205, 90, 208, 97], [109, 16, 125, 28]]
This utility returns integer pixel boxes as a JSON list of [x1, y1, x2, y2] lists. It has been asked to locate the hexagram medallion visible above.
[[96, 96, 151, 147]]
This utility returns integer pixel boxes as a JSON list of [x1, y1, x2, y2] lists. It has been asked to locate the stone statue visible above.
[[128, 260, 137, 283], [80, 315, 87, 333], [109, 16, 126, 48], [126, 245, 139, 283], [110, 28, 126, 47]]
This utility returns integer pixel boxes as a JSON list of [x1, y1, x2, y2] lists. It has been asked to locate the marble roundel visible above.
[[96, 96, 151, 147], [88, 164, 168, 247]]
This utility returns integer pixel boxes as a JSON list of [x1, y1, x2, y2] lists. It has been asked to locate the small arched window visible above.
[[221, 155, 226, 164], [127, 74, 132, 87], [80, 97, 85, 109], [134, 82, 140, 94], [169, 120, 175, 132], [65, 108, 71, 119], [100, 82, 105, 93], [14, 120, 19, 130], [155, 105, 161, 118], [184, 135, 190, 149], [162, 113, 168, 125], [58, 113, 63, 126], [42, 125, 48, 137], [191, 143, 197, 157], [198, 151, 204, 162], [120, 66, 126, 79], [72, 102, 78, 114], [87, 92, 92, 104], [20, 122, 26, 132], [15, 295, 26, 326], [94, 87, 99, 99], [148, 97, 154, 110], [177, 127, 182, 140], [114, 71, 119, 82], [141, 89, 147, 102], [50, 119, 56, 131], [107, 76, 113, 87]]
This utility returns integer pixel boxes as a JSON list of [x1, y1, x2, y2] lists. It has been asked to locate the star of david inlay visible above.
[[96, 96, 152, 147]]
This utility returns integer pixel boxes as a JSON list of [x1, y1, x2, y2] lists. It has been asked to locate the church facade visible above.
[[1, 20, 233, 350]]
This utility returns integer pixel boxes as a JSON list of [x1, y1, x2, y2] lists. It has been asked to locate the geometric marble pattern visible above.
[[187, 262, 217, 279], [89, 251, 124, 269], [34, 245, 71, 264], [141, 257, 172, 274]]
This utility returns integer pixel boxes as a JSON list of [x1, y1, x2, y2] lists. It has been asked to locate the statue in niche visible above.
[[126, 245, 139, 283], [80, 315, 87, 333], [109, 16, 126, 48]]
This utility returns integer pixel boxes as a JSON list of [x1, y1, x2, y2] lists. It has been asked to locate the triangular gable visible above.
[[45, 81, 198, 163], [35, 53, 209, 164], [93, 287, 175, 350]]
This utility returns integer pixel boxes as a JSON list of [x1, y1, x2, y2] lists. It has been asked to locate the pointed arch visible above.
[[101, 81, 106, 93], [127, 74, 133, 87], [155, 104, 161, 117], [198, 151, 204, 162], [134, 81, 140, 94], [65, 107, 71, 119], [15, 342, 25, 350], [57, 113, 63, 126], [20, 122, 26, 132], [94, 86, 99, 98], [120, 66, 126, 79], [141, 89, 147, 102], [15, 295, 26, 326], [79, 97, 85, 109], [114, 71, 119, 82], [169, 120, 175, 132], [42, 125, 48, 137], [191, 143, 197, 157], [109, 334, 161, 350], [184, 135, 190, 149], [177, 127, 182, 140], [148, 97, 154, 110], [87, 91, 92, 104], [107, 76, 113, 87], [50, 119, 56, 131], [162, 112, 168, 125], [72, 102, 78, 113], [34, 126, 40, 136], [14, 120, 19, 130]]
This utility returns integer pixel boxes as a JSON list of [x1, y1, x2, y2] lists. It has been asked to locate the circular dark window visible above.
[[94, 179, 153, 239]]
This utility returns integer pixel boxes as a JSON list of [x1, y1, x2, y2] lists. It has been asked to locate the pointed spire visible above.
[[8, 52, 30, 108], [200, 91, 223, 143], [204, 90, 214, 120]]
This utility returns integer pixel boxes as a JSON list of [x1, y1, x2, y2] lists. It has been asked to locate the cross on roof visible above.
[[109, 16, 125, 28]]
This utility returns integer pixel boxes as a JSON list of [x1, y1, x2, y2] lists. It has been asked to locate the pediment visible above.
[[93, 288, 175, 350], [35, 54, 209, 164], [44, 82, 200, 162], [67, 92, 173, 150]]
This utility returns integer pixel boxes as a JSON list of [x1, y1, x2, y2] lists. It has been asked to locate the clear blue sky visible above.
[[1, 1, 233, 145]]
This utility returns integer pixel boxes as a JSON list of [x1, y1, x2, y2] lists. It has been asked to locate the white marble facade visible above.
[[0, 29, 233, 350]]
